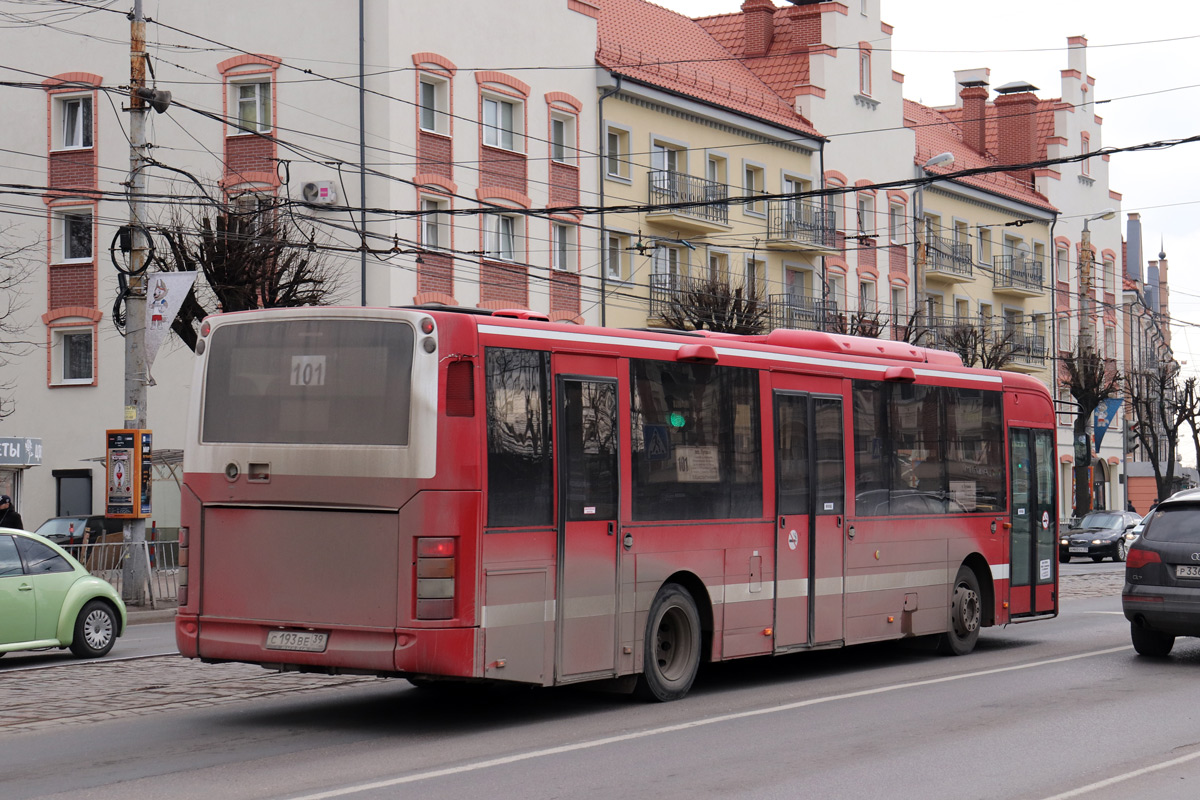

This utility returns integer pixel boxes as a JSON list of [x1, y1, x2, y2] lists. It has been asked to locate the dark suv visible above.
[[1123, 489, 1200, 656]]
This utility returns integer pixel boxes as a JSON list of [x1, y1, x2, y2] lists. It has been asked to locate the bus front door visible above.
[[773, 386, 846, 651], [555, 370, 620, 681], [1009, 427, 1057, 616]]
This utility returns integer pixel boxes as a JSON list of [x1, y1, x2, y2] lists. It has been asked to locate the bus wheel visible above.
[[635, 583, 701, 702], [937, 566, 981, 656]]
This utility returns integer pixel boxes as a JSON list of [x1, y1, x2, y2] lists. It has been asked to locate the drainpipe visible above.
[[597, 72, 621, 328], [359, 0, 368, 306], [817, 142, 827, 326]]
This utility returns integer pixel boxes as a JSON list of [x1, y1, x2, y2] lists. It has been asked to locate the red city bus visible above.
[[175, 306, 1057, 701]]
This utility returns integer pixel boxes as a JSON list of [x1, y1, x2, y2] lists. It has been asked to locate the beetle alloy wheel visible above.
[[83, 607, 114, 650]]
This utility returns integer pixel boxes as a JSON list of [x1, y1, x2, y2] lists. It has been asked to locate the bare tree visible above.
[[826, 308, 885, 338], [1128, 357, 1190, 501], [0, 231, 38, 419], [658, 276, 769, 335], [153, 200, 345, 351], [1062, 343, 1122, 517], [941, 323, 1019, 370]]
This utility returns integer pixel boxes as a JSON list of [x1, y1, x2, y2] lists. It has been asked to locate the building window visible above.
[[53, 327, 93, 384], [59, 96, 93, 149], [419, 76, 449, 135], [828, 183, 845, 232], [856, 193, 874, 236], [888, 203, 904, 244], [552, 223, 574, 271], [483, 213, 517, 261], [421, 197, 448, 250], [707, 155, 726, 185], [550, 114, 575, 164], [1081, 133, 1091, 176], [605, 125, 630, 180], [891, 286, 906, 320], [233, 79, 271, 133], [652, 245, 683, 279], [709, 250, 729, 282], [979, 228, 993, 262], [56, 208, 93, 263], [652, 141, 683, 174], [1103, 258, 1115, 294], [744, 164, 765, 215], [859, 281, 877, 313], [606, 233, 629, 280], [483, 95, 520, 151], [1105, 327, 1116, 359], [829, 274, 845, 307], [859, 48, 872, 96], [746, 256, 764, 298]]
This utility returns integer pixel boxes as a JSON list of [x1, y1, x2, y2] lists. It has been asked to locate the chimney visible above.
[[742, 0, 776, 58], [993, 81, 1039, 187], [782, 2, 822, 51], [1125, 212, 1142, 282], [959, 83, 989, 154]]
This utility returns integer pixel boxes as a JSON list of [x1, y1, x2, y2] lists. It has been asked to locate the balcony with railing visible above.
[[764, 199, 838, 252], [1007, 325, 1049, 371], [769, 293, 840, 332], [924, 235, 973, 283], [993, 254, 1045, 297], [646, 170, 729, 233]]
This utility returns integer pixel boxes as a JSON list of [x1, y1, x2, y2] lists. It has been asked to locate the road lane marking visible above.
[[287, 645, 1131, 800], [1039, 747, 1200, 799]]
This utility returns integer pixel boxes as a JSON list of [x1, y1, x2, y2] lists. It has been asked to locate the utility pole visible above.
[[122, 0, 150, 603]]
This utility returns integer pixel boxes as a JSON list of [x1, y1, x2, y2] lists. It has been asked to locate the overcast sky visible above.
[[657, 0, 1200, 376]]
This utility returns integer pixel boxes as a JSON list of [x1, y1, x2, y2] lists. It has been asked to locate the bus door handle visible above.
[[608, 522, 615, 536], [847, 525, 855, 540], [623, 531, 634, 550]]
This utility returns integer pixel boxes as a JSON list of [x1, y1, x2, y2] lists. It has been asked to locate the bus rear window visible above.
[[202, 319, 414, 445]]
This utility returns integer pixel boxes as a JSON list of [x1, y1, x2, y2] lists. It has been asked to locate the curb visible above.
[[127, 606, 178, 625]]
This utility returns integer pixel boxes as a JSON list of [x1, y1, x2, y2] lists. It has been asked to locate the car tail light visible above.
[[1126, 548, 1162, 569], [178, 527, 189, 606], [416, 537, 455, 620]]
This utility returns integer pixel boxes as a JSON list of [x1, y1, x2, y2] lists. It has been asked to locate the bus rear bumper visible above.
[[175, 613, 480, 677]]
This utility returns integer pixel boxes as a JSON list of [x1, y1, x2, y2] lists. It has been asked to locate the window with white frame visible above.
[[708, 250, 729, 282], [56, 208, 92, 262], [1081, 133, 1091, 176], [482, 95, 520, 151], [828, 274, 845, 308], [552, 222, 575, 271], [53, 327, 93, 384], [746, 256, 765, 298], [1057, 316, 1070, 352], [483, 213, 518, 261], [828, 184, 845, 232], [888, 203, 904, 243], [1105, 327, 1116, 359], [421, 197, 448, 250], [891, 286, 906, 320], [233, 79, 272, 133], [605, 125, 630, 180], [744, 164, 765, 215], [787, 268, 810, 300], [856, 193, 874, 236], [955, 298, 970, 322], [59, 95, 93, 149], [1103, 258, 1115, 294], [859, 281, 877, 313], [651, 245, 683, 281], [1057, 247, 1070, 280], [859, 48, 872, 96], [606, 232, 629, 280], [550, 113, 575, 164], [419, 75, 449, 135], [979, 228, 993, 262], [651, 141, 682, 174], [706, 155, 726, 186]]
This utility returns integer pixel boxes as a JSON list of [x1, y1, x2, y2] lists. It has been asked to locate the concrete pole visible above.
[[122, 0, 150, 604]]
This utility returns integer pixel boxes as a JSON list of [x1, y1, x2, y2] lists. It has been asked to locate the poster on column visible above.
[[144, 271, 198, 372]]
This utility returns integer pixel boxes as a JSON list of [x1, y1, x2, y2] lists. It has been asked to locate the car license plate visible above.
[[1070, 546, 1088, 554], [265, 630, 328, 652], [1176, 565, 1200, 579]]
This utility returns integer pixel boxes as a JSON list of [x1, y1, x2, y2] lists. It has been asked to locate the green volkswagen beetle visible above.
[[0, 526, 126, 659]]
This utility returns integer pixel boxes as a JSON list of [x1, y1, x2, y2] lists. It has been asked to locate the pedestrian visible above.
[[0, 494, 23, 530], [1127, 501, 1136, 511], [1149, 498, 1159, 512]]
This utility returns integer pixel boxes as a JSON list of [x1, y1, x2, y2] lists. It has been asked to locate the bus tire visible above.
[[635, 583, 701, 702], [937, 566, 981, 656]]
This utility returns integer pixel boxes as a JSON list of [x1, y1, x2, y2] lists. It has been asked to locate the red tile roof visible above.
[[695, 10, 811, 101], [593, 0, 822, 138], [905, 99, 1057, 212]]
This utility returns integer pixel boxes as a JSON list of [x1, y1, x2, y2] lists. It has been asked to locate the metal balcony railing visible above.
[[994, 255, 1045, 292], [768, 293, 839, 332], [648, 170, 728, 225], [925, 235, 973, 278], [766, 200, 836, 249]]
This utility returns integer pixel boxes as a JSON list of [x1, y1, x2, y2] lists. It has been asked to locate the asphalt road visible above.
[[5, 562, 1198, 800]]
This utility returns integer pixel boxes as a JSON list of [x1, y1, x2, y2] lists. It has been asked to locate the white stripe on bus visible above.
[[844, 568, 953, 594], [478, 324, 1002, 385]]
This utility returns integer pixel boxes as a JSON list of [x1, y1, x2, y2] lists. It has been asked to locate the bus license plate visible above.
[[1070, 546, 1088, 554], [265, 630, 329, 652], [1176, 565, 1200, 579]]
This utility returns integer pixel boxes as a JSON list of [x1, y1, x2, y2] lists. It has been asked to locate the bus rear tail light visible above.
[[178, 526, 189, 606], [416, 537, 456, 620], [1126, 548, 1162, 569]]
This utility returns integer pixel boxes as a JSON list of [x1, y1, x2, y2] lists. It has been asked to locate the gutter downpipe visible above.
[[597, 72, 621, 328], [818, 141, 827, 325], [359, 0, 368, 306]]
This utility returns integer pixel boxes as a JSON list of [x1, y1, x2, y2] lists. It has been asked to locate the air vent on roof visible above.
[[995, 81, 1039, 95]]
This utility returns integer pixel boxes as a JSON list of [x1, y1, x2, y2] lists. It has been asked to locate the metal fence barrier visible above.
[[73, 540, 179, 608]]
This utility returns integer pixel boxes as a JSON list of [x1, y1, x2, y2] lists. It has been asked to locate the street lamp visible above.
[[913, 152, 955, 326]]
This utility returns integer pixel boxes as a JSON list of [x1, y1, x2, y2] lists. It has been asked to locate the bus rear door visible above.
[[772, 380, 846, 651], [554, 357, 621, 681]]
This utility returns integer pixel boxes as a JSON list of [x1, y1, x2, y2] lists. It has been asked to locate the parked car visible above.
[[1123, 489, 1200, 656], [33, 515, 123, 549], [1059, 510, 1142, 563], [0, 526, 127, 659]]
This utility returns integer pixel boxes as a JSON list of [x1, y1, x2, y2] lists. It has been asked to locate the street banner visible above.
[[144, 271, 197, 371], [1093, 397, 1123, 450]]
